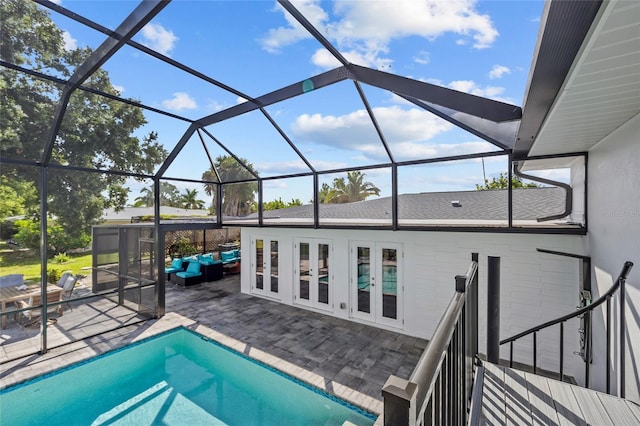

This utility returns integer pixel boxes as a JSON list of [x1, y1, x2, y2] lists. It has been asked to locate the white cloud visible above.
[[263, 0, 498, 69], [260, 0, 328, 53], [488, 65, 510, 79], [62, 31, 77, 51], [448, 80, 505, 99], [206, 99, 225, 113], [392, 140, 494, 160], [162, 92, 197, 111], [414, 51, 430, 65], [141, 23, 177, 56], [291, 106, 457, 161]]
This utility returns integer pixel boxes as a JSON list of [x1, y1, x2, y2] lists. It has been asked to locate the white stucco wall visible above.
[[588, 112, 640, 402], [240, 227, 585, 377]]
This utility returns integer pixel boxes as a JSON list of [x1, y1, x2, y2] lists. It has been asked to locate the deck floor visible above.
[[0, 274, 427, 417], [477, 362, 640, 425]]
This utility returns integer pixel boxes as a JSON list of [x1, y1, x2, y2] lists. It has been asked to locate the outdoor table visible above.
[[0, 284, 60, 329]]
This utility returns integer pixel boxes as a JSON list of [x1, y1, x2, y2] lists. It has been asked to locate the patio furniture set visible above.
[[0, 272, 78, 328], [165, 249, 241, 287]]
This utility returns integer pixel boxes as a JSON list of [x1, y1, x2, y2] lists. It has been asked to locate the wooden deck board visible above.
[[597, 392, 638, 425], [476, 362, 638, 426], [504, 368, 533, 425], [570, 385, 614, 426], [624, 400, 640, 423], [524, 372, 560, 426], [481, 362, 507, 425]]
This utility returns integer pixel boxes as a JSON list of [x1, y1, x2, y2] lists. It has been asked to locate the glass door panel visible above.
[[351, 242, 402, 327], [270, 241, 278, 294], [381, 248, 397, 320], [251, 237, 278, 298], [294, 239, 332, 311], [255, 239, 264, 291], [298, 242, 310, 302], [317, 244, 329, 306], [357, 246, 372, 315]]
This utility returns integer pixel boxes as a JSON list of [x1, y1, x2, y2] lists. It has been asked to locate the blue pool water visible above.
[[0, 328, 376, 425]]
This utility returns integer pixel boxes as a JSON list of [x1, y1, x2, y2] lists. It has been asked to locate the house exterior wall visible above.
[[588, 112, 640, 402], [240, 227, 585, 376]]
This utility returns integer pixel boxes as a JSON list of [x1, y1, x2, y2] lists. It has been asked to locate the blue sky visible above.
[[45, 0, 549, 206]]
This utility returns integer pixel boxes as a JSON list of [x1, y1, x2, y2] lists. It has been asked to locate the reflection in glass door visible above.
[[252, 237, 279, 299], [351, 242, 402, 327], [255, 239, 264, 291], [295, 239, 332, 311], [270, 240, 278, 294]]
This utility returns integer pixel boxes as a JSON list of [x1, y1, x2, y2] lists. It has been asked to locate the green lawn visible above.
[[0, 245, 92, 282]]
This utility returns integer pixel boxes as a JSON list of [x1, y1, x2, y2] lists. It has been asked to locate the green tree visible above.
[[180, 189, 205, 209], [133, 182, 182, 207], [254, 197, 303, 212], [202, 156, 258, 216], [315, 182, 335, 204], [1, 0, 167, 251], [133, 187, 155, 207], [476, 173, 540, 190], [0, 175, 38, 220], [327, 171, 381, 203]]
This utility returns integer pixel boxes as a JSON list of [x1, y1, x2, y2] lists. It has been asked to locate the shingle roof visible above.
[[258, 187, 567, 223]]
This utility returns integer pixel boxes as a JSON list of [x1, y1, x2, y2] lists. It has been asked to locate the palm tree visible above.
[[316, 182, 336, 204], [179, 189, 205, 209], [133, 186, 154, 207], [328, 171, 381, 203], [133, 182, 181, 207], [202, 155, 258, 216]]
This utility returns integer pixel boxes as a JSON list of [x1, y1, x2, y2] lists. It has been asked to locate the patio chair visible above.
[[59, 273, 78, 311], [164, 258, 185, 282], [174, 261, 203, 287], [15, 289, 64, 326]]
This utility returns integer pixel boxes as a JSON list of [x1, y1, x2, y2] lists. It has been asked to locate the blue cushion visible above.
[[186, 261, 201, 274], [221, 251, 236, 262], [176, 271, 202, 278], [171, 258, 183, 269]]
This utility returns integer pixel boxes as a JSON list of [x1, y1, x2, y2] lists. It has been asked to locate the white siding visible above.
[[588, 112, 640, 402], [241, 227, 585, 377]]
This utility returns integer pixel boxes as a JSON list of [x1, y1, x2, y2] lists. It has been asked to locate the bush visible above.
[[53, 252, 70, 263], [13, 219, 90, 254], [47, 268, 61, 283], [0, 219, 18, 240]]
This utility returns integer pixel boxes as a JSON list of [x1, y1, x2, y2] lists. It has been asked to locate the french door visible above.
[[251, 237, 279, 299], [294, 239, 332, 311], [350, 241, 403, 327]]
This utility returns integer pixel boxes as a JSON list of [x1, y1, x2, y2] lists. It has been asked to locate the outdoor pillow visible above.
[[221, 251, 236, 262], [186, 261, 201, 274], [171, 258, 183, 269]]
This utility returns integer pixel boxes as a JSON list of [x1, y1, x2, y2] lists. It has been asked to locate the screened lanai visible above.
[[1, 0, 589, 356]]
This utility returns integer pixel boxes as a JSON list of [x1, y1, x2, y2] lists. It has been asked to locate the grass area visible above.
[[0, 243, 92, 282]]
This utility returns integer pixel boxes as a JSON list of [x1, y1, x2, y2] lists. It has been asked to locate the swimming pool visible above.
[[0, 327, 376, 425]]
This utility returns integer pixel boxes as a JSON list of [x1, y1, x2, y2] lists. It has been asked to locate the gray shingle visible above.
[[258, 187, 568, 222]]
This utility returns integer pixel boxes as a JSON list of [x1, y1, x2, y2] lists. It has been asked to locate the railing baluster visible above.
[[585, 311, 590, 389], [509, 342, 513, 368], [620, 273, 626, 399], [533, 331, 537, 374], [496, 261, 633, 403], [559, 321, 564, 381], [606, 295, 611, 394]]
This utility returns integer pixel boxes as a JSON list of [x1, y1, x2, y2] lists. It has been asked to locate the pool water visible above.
[[0, 328, 376, 425]]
